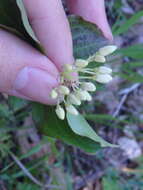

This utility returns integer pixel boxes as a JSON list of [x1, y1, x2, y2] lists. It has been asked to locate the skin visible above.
[[0, 0, 113, 105]]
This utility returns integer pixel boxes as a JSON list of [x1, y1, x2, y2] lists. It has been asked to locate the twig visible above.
[[112, 94, 127, 117], [10, 152, 61, 189], [112, 83, 141, 117], [119, 83, 141, 95]]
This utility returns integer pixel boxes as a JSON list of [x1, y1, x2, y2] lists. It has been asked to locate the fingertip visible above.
[[96, 20, 114, 42], [67, 0, 113, 41]]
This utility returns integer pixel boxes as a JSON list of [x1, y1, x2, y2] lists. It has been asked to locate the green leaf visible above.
[[33, 104, 100, 154], [114, 10, 143, 35], [69, 16, 108, 59], [67, 113, 117, 148], [16, 0, 38, 42], [121, 72, 143, 83], [0, 0, 39, 48], [84, 114, 116, 124], [122, 62, 143, 71], [20, 144, 43, 160], [116, 44, 143, 59]]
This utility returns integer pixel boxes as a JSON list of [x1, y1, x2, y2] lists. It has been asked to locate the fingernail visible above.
[[12, 67, 59, 104]]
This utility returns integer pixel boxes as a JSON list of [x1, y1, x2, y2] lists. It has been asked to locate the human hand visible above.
[[0, 0, 112, 105]]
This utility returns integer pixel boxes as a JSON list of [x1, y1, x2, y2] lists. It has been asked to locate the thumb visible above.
[[0, 29, 59, 105], [67, 0, 113, 41]]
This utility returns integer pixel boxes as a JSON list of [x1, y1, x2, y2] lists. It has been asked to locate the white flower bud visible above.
[[98, 45, 117, 56], [83, 91, 92, 101], [95, 74, 113, 83], [63, 64, 73, 72], [67, 94, 81, 105], [81, 82, 96, 92], [50, 89, 58, 99], [75, 90, 87, 101], [94, 54, 106, 63], [75, 59, 88, 68], [97, 66, 112, 74], [55, 105, 65, 120], [58, 85, 70, 95], [66, 105, 79, 115]]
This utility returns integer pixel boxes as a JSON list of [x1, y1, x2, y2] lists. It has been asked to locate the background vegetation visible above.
[[0, 0, 143, 189]]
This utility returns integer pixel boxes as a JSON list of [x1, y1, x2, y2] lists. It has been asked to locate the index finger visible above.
[[23, 0, 74, 71]]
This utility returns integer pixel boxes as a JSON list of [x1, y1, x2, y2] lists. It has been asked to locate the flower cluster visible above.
[[50, 45, 117, 120]]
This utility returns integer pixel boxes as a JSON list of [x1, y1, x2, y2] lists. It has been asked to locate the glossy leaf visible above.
[[16, 0, 38, 42], [113, 10, 143, 35], [33, 104, 100, 153], [116, 44, 143, 59], [67, 113, 117, 148], [32, 104, 100, 154]]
